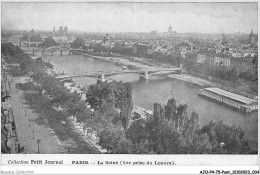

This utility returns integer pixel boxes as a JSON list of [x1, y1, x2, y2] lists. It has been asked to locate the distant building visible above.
[[214, 55, 231, 67], [230, 57, 257, 73], [21, 29, 42, 42], [180, 46, 189, 58], [147, 49, 154, 55], [52, 25, 68, 42], [244, 51, 256, 58], [249, 29, 256, 45], [168, 25, 173, 33], [52, 25, 68, 36], [64, 26, 68, 34], [102, 33, 109, 44], [151, 30, 157, 35], [197, 53, 207, 64], [206, 54, 215, 66], [101, 33, 112, 48], [167, 25, 176, 34], [53, 36, 67, 43]]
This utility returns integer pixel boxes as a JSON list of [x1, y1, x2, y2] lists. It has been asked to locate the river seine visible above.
[[46, 54, 257, 150]]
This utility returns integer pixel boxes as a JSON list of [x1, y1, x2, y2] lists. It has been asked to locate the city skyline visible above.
[[1, 2, 258, 34]]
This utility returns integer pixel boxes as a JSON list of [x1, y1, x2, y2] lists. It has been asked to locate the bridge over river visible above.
[[56, 68, 183, 82], [23, 47, 82, 56]]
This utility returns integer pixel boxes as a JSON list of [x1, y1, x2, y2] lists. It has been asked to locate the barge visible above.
[[198, 87, 258, 113], [132, 106, 153, 120]]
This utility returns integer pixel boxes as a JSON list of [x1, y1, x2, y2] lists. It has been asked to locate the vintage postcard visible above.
[[1, 1, 259, 174]]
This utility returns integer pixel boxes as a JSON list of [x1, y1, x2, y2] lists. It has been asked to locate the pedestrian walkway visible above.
[[9, 76, 62, 154]]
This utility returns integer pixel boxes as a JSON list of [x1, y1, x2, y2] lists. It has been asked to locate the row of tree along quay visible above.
[[1, 42, 256, 154]]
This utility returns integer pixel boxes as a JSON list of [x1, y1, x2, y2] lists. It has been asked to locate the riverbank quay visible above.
[[169, 70, 257, 99], [56, 82, 107, 153], [74, 51, 163, 70], [66, 115, 106, 153], [168, 74, 258, 113], [189, 71, 258, 98], [168, 74, 214, 87]]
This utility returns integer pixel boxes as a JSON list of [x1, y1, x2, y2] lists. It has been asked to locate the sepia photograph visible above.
[[1, 1, 259, 174]]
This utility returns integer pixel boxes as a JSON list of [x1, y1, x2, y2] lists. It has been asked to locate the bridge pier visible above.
[[144, 71, 149, 80], [51, 51, 54, 56], [179, 64, 184, 73], [19, 42, 21, 47], [60, 51, 63, 55], [140, 71, 149, 80], [101, 74, 106, 82]]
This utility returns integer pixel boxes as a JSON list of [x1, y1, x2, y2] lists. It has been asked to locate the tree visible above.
[[153, 103, 164, 124], [63, 92, 86, 116], [71, 37, 85, 48], [126, 119, 147, 145], [112, 136, 133, 154], [183, 56, 195, 72], [98, 125, 125, 153], [201, 121, 252, 154], [164, 98, 177, 121], [30, 35, 43, 42], [42, 37, 56, 48], [93, 43, 102, 53], [175, 104, 188, 131], [85, 81, 133, 130], [21, 34, 42, 42]]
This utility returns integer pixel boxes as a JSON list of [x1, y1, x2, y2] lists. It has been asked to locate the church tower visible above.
[[53, 26, 56, 37], [250, 29, 255, 45], [168, 25, 173, 33]]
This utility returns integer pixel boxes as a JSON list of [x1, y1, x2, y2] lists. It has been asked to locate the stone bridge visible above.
[[24, 47, 82, 56], [10, 40, 72, 48], [11, 40, 43, 47]]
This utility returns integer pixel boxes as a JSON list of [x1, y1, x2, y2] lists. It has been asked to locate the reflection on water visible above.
[[49, 54, 258, 149]]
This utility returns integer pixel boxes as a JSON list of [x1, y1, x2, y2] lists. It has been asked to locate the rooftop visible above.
[[133, 106, 153, 115], [205, 87, 258, 105]]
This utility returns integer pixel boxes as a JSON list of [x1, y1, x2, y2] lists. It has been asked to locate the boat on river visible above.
[[115, 62, 123, 66], [198, 87, 258, 114], [60, 78, 73, 83]]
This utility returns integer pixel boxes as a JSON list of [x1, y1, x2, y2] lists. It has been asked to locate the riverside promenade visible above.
[[8, 76, 62, 154], [7, 75, 103, 154]]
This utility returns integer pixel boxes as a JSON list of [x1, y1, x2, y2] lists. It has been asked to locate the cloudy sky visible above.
[[1, 2, 258, 33]]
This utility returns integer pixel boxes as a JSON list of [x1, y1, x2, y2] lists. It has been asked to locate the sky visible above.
[[1, 2, 258, 34]]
